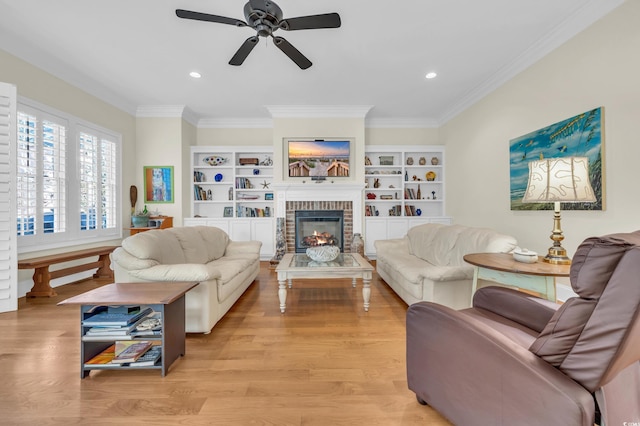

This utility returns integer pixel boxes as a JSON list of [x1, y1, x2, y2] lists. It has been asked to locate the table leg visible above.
[[362, 276, 371, 312], [288, 278, 292, 289], [26, 267, 57, 297], [278, 278, 287, 313], [470, 266, 480, 306]]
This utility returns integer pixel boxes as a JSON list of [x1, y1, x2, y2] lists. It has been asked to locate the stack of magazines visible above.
[[82, 306, 156, 341]]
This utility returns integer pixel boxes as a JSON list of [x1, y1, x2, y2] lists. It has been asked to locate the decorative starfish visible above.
[[262, 180, 270, 189]]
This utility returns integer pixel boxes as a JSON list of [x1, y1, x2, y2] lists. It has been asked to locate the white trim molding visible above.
[[265, 105, 373, 118]]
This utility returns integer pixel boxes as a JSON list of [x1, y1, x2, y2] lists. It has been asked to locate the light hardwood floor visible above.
[[0, 262, 452, 425]]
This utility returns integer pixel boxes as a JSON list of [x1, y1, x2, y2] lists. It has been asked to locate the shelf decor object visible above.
[[522, 156, 596, 265], [144, 166, 174, 203]]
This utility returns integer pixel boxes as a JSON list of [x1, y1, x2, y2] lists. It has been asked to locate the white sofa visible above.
[[111, 226, 261, 333], [374, 223, 517, 309]]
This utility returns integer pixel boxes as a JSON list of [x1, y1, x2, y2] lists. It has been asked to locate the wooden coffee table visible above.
[[275, 253, 374, 313]]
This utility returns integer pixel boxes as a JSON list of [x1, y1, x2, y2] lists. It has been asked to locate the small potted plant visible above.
[[131, 205, 150, 228]]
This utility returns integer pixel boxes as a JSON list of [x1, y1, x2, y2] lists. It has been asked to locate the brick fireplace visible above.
[[286, 201, 353, 253], [274, 183, 363, 255]]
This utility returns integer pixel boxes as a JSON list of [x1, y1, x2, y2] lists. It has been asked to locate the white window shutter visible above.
[[0, 82, 18, 313]]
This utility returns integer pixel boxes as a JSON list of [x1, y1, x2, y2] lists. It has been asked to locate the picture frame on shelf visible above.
[[144, 166, 174, 203], [265, 193, 274, 201], [223, 206, 233, 217]]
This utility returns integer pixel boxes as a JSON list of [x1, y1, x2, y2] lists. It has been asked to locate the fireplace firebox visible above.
[[294, 210, 344, 253]]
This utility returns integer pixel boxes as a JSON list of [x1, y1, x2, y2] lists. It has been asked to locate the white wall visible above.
[[441, 0, 640, 295]]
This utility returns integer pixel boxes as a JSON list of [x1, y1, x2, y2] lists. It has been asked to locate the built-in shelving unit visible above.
[[188, 146, 275, 260], [363, 146, 451, 257]]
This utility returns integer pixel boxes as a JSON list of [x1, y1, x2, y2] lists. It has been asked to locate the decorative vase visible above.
[[214, 173, 223, 182], [431, 157, 439, 165], [406, 157, 414, 165], [131, 216, 149, 228], [274, 218, 286, 261], [351, 233, 364, 257], [419, 157, 426, 165]]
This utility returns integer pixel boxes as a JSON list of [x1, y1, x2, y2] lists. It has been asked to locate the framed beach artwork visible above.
[[144, 166, 174, 203], [509, 107, 604, 211]]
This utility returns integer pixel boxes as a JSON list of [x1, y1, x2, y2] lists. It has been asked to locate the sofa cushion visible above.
[[407, 224, 517, 267], [198, 226, 231, 261], [169, 227, 211, 264], [121, 229, 186, 265]]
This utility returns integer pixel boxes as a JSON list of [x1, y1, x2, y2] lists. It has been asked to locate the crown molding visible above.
[[438, 0, 624, 125], [198, 118, 273, 129], [365, 117, 438, 129], [265, 105, 374, 118], [135, 105, 200, 126]]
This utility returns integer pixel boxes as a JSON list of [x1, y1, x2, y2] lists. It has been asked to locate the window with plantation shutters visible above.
[[16, 99, 121, 252], [0, 82, 17, 313]]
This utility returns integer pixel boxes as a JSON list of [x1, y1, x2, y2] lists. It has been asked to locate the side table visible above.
[[463, 253, 571, 303], [59, 281, 198, 378]]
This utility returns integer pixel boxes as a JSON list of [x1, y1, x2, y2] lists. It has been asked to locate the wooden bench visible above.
[[18, 246, 118, 297]]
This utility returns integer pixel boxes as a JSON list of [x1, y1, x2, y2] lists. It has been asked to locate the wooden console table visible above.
[[463, 252, 571, 303], [126, 216, 173, 235], [18, 246, 117, 297]]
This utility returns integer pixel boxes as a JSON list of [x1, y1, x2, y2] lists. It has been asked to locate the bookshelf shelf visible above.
[[59, 282, 198, 378]]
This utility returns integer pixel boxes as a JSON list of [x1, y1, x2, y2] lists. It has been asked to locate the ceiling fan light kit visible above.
[[176, 0, 341, 69]]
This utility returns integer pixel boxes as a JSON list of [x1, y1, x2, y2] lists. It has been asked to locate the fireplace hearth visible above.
[[294, 210, 344, 253]]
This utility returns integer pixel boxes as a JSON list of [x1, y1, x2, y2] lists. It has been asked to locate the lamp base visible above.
[[543, 246, 572, 265]]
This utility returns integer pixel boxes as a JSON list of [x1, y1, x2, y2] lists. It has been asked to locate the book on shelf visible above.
[[111, 341, 153, 364], [126, 345, 162, 367], [84, 344, 116, 367], [82, 306, 153, 327]]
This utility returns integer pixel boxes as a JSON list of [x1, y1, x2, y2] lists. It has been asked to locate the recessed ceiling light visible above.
[[189, 71, 201, 79], [425, 72, 437, 79]]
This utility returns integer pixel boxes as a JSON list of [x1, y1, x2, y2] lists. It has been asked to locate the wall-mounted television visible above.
[[287, 139, 351, 178]]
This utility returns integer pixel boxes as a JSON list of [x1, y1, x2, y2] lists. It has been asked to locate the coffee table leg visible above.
[[352, 278, 356, 288], [362, 276, 371, 312], [278, 278, 287, 313]]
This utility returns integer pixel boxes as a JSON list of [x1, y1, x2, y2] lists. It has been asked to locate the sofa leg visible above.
[[416, 395, 428, 406]]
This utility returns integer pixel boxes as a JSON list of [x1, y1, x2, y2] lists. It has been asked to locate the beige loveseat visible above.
[[374, 223, 517, 309], [111, 226, 261, 333]]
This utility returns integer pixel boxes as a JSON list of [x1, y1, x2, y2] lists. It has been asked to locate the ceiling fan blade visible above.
[[273, 36, 312, 70], [229, 36, 260, 66], [280, 13, 341, 31], [175, 9, 247, 27], [248, 0, 268, 10]]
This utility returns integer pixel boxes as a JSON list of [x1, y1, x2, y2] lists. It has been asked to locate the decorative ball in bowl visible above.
[[306, 245, 340, 262], [513, 248, 538, 264]]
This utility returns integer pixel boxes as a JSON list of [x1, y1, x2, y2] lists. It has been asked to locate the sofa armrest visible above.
[[473, 286, 559, 333], [406, 302, 595, 425], [129, 263, 221, 282], [374, 236, 409, 255], [111, 247, 159, 271], [225, 240, 262, 257]]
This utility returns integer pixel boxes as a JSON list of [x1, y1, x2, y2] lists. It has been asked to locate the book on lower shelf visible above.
[[111, 341, 153, 364], [126, 345, 162, 367], [84, 344, 116, 368]]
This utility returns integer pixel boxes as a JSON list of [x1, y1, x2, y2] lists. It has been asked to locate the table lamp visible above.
[[522, 156, 596, 264]]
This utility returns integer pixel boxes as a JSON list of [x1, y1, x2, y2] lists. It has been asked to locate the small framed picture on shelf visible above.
[[223, 207, 233, 217], [265, 193, 274, 201]]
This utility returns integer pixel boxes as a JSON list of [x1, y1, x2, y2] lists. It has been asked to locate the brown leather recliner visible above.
[[406, 231, 640, 425]]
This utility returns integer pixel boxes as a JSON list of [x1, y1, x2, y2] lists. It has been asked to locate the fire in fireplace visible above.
[[295, 210, 344, 253]]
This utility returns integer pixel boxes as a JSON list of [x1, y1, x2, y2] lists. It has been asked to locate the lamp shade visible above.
[[522, 157, 596, 203]]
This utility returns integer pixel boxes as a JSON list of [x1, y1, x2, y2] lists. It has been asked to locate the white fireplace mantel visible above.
[[273, 182, 365, 234]]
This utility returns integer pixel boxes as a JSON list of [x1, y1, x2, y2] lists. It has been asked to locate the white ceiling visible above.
[[0, 0, 623, 126]]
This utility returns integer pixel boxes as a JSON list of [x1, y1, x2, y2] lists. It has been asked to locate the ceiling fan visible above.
[[176, 0, 341, 70]]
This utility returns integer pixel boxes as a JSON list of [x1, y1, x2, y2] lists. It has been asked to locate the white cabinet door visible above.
[[252, 219, 274, 259], [364, 218, 386, 257], [387, 219, 409, 240]]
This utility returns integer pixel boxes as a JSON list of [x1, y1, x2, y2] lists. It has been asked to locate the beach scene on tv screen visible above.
[[288, 140, 350, 177]]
